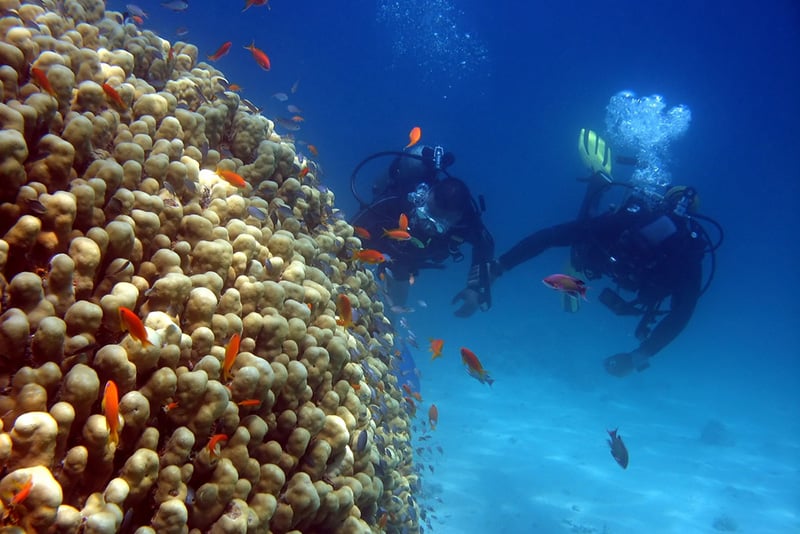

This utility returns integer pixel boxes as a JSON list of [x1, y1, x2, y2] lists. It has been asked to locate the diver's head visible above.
[[664, 185, 700, 216], [389, 144, 455, 187], [409, 177, 473, 236]]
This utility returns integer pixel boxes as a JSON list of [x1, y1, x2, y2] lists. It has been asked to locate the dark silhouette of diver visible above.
[[488, 131, 723, 376], [349, 144, 495, 316]]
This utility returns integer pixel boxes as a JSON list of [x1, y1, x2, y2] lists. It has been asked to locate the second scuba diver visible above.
[[349, 144, 496, 317], [476, 129, 723, 376]]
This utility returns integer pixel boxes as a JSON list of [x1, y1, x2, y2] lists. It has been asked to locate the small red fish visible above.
[[335, 294, 354, 329], [131, 14, 144, 25], [383, 228, 411, 241], [353, 249, 387, 264], [30, 66, 56, 96], [542, 273, 589, 301], [163, 401, 180, 413], [11, 477, 33, 507], [244, 41, 271, 70], [406, 126, 421, 148], [207, 433, 228, 458], [353, 226, 371, 240], [227, 83, 243, 92], [216, 168, 247, 188], [102, 83, 127, 109], [429, 338, 444, 360], [291, 115, 304, 123], [298, 167, 311, 178], [119, 306, 153, 347], [398, 213, 409, 231], [237, 399, 261, 407], [460, 347, 494, 386], [103, 380, 120, 446], [428, 404, 438, 430], [307, 144, 319, 157], [222, 332, 240, 381], [242, 0, 270, 11], [207, 41, 232, 61]]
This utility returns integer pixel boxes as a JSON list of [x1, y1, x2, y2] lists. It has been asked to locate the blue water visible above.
[[124, 0, 799, 532]]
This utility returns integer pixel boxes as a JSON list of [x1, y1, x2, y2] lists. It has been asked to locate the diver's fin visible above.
[[561, 261, 581, 313], [578, 128, 613, 175], [562, 293, 580, 313]]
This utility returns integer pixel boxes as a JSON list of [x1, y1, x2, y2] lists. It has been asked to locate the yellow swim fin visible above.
[[578, 128, 612, 175]]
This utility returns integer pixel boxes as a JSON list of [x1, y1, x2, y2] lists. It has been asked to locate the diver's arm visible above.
[[497, 220, 586, 272], [637, 259, 702, 358], [452, 219, 496, 316]]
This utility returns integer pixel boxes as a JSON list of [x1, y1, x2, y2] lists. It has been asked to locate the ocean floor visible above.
[[408, 354, 799, 534]]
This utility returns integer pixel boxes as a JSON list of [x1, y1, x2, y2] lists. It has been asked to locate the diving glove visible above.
[[452, 261, 500, 317], [578, 128, 612, 175]]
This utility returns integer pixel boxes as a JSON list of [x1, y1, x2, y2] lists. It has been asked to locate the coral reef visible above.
[[0, 0, 418, 531]]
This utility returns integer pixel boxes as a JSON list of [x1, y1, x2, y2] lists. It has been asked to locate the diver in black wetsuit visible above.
[[349, 144, 495, 316], [490, 173, 722, 376]]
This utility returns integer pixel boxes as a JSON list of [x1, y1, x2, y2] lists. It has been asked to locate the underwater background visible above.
[[118, 0, 798, 532]]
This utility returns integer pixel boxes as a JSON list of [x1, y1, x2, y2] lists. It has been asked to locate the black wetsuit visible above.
[[350, 194, 494, 299], [498, 199, 705, 359]]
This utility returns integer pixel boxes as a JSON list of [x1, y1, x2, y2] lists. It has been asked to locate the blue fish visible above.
[[392, 341, 420, 394]]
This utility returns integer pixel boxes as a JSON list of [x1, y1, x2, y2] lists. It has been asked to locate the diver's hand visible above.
[[451, 288, 481, 317], [603, 350, 650, 377]]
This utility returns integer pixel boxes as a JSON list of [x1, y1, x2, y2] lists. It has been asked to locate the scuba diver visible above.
[[349, 144, 496, 316], [487, 129, 723, 376]]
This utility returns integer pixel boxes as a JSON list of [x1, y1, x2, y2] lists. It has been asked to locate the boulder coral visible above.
[[0, 1, 419, 532]]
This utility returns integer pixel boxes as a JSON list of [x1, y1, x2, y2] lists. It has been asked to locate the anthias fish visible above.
[[607, 428, 629, 469], [542, 273, 589, 301], [406, 126, 421, 148], [460, 347, 494, 386], [429, 338, 444, 360]]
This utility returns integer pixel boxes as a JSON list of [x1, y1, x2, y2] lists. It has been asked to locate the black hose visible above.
[[349, 151, 424, 209]]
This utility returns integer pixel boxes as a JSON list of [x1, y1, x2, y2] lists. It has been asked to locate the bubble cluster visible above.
[[605, 91, 692, 195], [376, 0, 489, 83]]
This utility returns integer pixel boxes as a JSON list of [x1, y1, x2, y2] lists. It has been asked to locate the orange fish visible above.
[[227, 83, 243, 92], [307, 144, 319, 157], [207, 41, 232, 61], [335, 294, 354, 329], [353, 249, 387, 264], [207, 433, 228, 458], [216, 168, 247, 188], [291, 115, 304, 123], [30, 66, 56, 96], [298, 167, 310, 178], [237, 399, 261, 407], [398, 213, 409, 231], [102, 380, 120, 446], [11, 477, 33, 507], [222, 333, 240, 381], [429, 338, 444, 360], [163, 401, 180, 413], [428, 404, 439, 430], [405, 126, 421, 148], [383, 229, 411, 241], [354, 226, 371, 240], [102, 83, 127, 109], [119, 306, 153, 347], [244, 41, 271, 70], [131, 14, 144, 25], [460, 347, 495, 386]]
